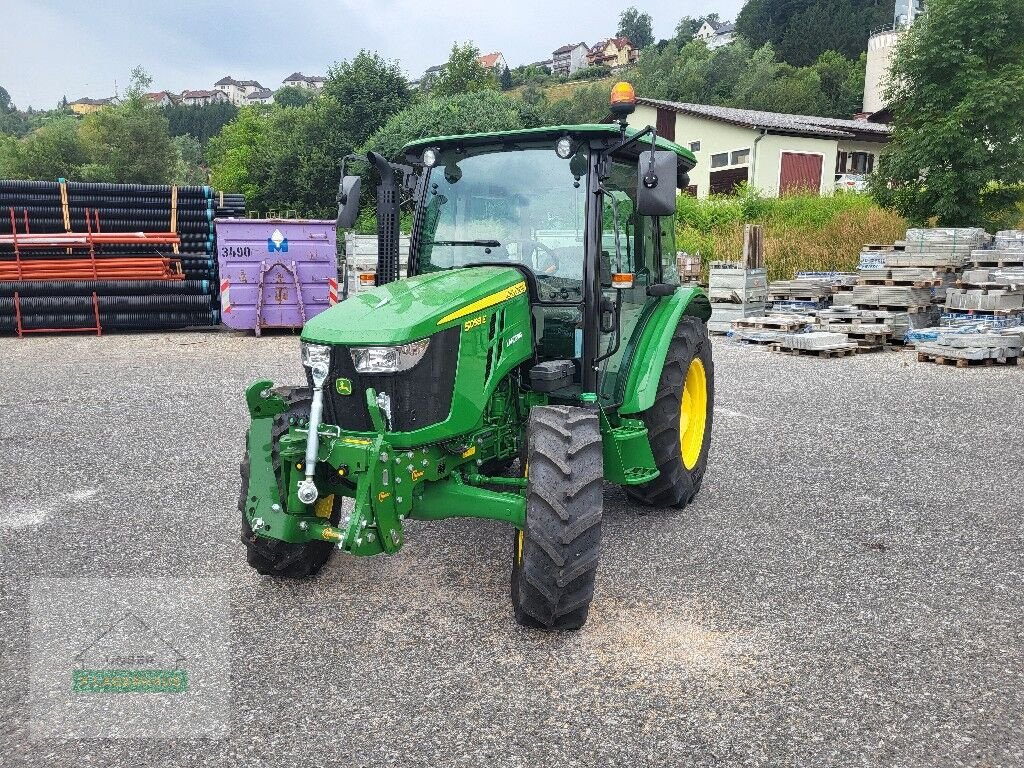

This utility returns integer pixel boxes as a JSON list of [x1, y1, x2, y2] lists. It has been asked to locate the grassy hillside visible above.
[[676, 189, 908, 281], [510, 76, 619, 104]]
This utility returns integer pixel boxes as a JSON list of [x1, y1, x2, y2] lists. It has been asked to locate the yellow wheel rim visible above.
[[679, 357, 708, 470]]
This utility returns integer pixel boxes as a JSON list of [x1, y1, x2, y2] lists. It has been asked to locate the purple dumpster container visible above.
[[215, 218, 339, 334]]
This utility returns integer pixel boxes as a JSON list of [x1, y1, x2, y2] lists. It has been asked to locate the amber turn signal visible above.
[[611, 272, 634, 289]]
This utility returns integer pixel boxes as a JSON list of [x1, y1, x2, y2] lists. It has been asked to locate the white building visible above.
[[476, 52, 508, 74], [244, 88, 274, 105], [180, 89, 230, 107], [214, 76, 265, 106], [863, 0, 926, 115], [634, 98, 890, 198], [693, 20, 736, 49], [282, 72, 325, 90], [551, 42, 590, 76]]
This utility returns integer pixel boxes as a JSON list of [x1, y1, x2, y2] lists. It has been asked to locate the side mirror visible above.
[[336, 175, 362, 229], [636, 150, 678, 216]]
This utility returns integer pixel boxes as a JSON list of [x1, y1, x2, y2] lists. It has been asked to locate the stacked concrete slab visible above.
[[945, 233, 1024, 315], [772, 330, 859, 357]]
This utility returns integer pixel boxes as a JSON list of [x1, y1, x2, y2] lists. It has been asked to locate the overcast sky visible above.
[[2, 0, 744, 109]]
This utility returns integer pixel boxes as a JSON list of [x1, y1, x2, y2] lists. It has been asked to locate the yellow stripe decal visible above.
[[436, 281, 527, 325]]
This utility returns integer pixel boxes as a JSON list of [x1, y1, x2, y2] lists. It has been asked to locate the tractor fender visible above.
[[618, 287, 710, 416]]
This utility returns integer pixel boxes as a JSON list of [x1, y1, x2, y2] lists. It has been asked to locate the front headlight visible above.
[[350, 338, 430, 373], [300, 342, 331, 368]]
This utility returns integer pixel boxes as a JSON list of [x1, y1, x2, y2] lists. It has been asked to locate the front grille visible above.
[[318, 326, 461, 433]]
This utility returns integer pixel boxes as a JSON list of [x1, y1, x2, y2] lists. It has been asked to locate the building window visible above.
[[689, 141, 701, 152], [848, 151, 874, 173], [731, 148, 750, 165], [710, 152, 729, 168]]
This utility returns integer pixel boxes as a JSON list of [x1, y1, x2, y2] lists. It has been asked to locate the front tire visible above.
[[240, 386, 340, 578], [627, 316, 714, 509], [511, 405, 603, 630]]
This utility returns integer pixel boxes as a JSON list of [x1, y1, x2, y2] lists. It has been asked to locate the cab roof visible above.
[[402, 124, 697, 169]]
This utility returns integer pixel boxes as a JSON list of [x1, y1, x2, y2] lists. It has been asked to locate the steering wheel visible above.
[[505, 240, 560, 276]]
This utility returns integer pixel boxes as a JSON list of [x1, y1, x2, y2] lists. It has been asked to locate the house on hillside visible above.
[[633, 97, 890, 198], [476, 52, 508, 74], [181, 89, 230, 107], [551, 42, 590, 76], [586, 38, 638, 70], [144, 91, 176, 107], [244, 88, 274, 105], [214, 76, 265, 106], [693, 20, 736, 49], [282, 72, 325, 90], [68, 97, 116, 115]]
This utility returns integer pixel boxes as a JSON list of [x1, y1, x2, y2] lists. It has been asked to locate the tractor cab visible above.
[[336, 98, 699, 409]]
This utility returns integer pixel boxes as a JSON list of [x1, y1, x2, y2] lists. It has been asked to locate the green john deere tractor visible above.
[[240, 85, 714, 630]]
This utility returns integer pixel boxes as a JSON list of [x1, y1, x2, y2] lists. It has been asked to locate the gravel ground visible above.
[[1, 332, 1022, 767]]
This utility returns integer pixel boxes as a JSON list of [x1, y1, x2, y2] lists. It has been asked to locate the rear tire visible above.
[[240, 386, 340, 578], [511, 405, 603, 630], [627, 316, 714, 509]]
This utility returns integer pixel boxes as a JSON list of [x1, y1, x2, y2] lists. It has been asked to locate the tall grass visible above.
[[676, 187, 907, 281]]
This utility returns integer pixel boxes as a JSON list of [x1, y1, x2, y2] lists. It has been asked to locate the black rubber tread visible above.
[[626, 316, 714, 509], [511, 405, 603, 630], [240, 385, 339, 578]]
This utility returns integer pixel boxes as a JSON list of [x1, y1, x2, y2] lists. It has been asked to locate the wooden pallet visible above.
[[733, 316, 809, 331], [970, 259, 1024, 268], [850, 303, 932, 314], [917, 351, 1020, 368], [770, 343, 860, 358], [857, 278, 943, 288], [943, 307, 1023, 317]]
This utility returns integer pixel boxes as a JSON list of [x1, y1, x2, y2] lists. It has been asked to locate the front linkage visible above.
[[243, 378, 535, 558]]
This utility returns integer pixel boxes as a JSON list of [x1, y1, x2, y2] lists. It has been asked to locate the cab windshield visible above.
[[417, 145, 588, 301]]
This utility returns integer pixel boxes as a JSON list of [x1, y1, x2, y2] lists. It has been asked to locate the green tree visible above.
[[77, 67, 177, 183], [164, 101, 239, 143], [618, 6, 654, 49], [0, 117, 89, 179], [0, 85, 27, 135], [432, 42, 498, 98], [361, 90, 540, 162], [172, 134, 207, 185], [736, 0, 891, 66], [274, 85, 315, 108], [872, 0, 1024, 227], [321, 51, 411, 147], [812, 51, 865, 117], [208, 107, 273, 209]]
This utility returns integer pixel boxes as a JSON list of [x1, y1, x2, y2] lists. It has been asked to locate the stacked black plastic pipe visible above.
[[0, 180, 245, 333]]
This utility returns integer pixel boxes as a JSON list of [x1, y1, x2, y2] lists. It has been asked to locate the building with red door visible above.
[[631, 98, 890, 198]]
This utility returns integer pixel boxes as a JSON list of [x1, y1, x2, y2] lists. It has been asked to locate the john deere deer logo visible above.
[[335, 378, 353, 396]]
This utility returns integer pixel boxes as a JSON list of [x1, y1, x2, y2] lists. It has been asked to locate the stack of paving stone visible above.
[[833, 227, 987, 326], [813, 306, 908, 349], [766, 277, 835, 313], [916, 330, 1022, 367], [945, 231, 1024, 315], [771, 330, 859, 358], [707, 260, 768, 333]]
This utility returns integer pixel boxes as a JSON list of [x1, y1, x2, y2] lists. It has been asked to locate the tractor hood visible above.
[[301, 266, 528, 345]]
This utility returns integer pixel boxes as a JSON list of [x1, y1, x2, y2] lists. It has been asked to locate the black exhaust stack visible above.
[[367, 151, 401, 286]]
